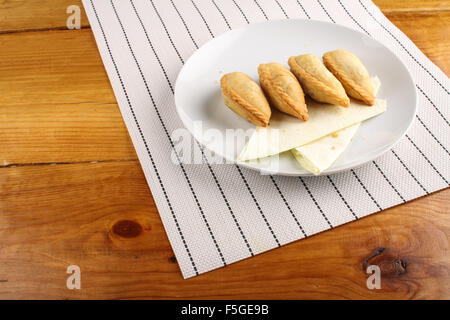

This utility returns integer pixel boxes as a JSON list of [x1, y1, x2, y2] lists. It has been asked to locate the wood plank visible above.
[[0, 29, 115, 106], [373, 0, 450, 13], [0, 29, 137, 164], [385, 11, 450, 75], [1, 14, 448, 165], [0, 0, 449, 33], [0, 161, 448, 299], [0, 103, 137, 165], [0, 0, 89, 33], [0, 1, 449, 300]]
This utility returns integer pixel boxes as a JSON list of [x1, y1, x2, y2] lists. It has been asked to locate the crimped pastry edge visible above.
[[258, 64, 309, 121], [220, 74, 270, 126], [288, 56, 350, 107], [322, 53, 375, 106]]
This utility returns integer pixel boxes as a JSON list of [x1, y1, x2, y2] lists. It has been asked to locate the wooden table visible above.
[[0, 0, 449, 299]]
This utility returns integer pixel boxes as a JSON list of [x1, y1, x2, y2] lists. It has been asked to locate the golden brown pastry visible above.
[[258, 63, 308, 121], [323, 49, 375, 106], [220, 72, 271, 127], [288, 54, 349, 107]]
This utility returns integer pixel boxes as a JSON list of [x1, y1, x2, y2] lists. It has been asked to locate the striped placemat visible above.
[[82, 0, 449, 278]]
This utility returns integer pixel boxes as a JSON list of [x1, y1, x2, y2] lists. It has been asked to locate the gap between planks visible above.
[[0, 158, 138, 169], [0, 25, 91, 35], [0, 8, 448, 35]]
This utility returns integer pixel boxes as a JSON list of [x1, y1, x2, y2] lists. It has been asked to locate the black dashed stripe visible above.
[[327, 176, 358, 219], [201, 155, 254, 255], [314, 1, 390, 211], [316, 0, 335, 23], [415, 115, 449, 156], [148, 0, 184, 64], [278, 2, 395, 215], [329, 0, 442, 203], [248, 1, 334, 231], [355, 1, 450, 162], [326, 0, 431, 205], [228, 1, 307, 240], [372, 161, 406, 203], [253, 0, 269, 20], [211, 0, 231, 30], [112, 0, 226, 266], [237, 167, 281, 246], [358, 0, 449, 94], [270, 176, 307, 237], [343, 2, 447, 185], [231, 0, 250, 24], [337, 0, 371, 36], [416, 85, 449, 126], [145, 0, 253, 256], [169, 0, 199, 49], [405, 135, 449, 185], [182, 0, 282, 248], [274, 0, 289, 19], [191, 0, 214, 37], [141, 0, 254, 257], [296, 0, 311, 19], [89, 0, 199, 275], [299, 177, 333, 228], [131, 2, 173, 94], [391, 150, 429, 194], [342, 0, 450, 148], [350, 170, 383, 211]]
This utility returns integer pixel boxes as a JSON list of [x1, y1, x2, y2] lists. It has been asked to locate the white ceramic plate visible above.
[[174, 19, 417, 176]]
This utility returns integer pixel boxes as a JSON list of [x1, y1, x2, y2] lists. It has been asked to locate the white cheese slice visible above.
[[238, 77, 384, 161], [291, 123, 360, 175]]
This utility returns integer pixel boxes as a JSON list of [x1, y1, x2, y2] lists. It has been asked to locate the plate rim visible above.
[[174, 18, 418, 177]]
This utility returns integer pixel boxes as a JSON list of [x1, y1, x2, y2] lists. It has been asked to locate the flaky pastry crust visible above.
[[323, 50, 375, 106], [258, 62, 308, 121], [288, 54, 350, 107], [220, 72, 271, 127]]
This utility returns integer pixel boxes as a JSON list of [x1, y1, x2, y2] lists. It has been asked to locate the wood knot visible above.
[[363, 247, 407, 277], [112, 220, 143, 238], [168, 256, 177, 264], [375, 258, 407, 277]]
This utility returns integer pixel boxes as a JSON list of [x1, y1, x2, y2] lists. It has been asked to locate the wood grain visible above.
[[0, 29, 115, 106], [373, 0, 450, 13], [0, 162, 448, 299], [0, 0, 448, 300], [0, 29, 136, 164], [1, 13, 448, 165], [0, 0, 89, 33], [0, 0, 449, 33], [385, 11, 450, 75]]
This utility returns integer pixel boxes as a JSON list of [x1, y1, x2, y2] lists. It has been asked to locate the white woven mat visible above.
[[82, 0, 449, 278]]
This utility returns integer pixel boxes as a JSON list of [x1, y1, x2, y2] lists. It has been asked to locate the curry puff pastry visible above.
[[323, 50, 375, 106], [288, 54, 350, 107], [220, 72, 271, 127], [258, 62, 308, 121]]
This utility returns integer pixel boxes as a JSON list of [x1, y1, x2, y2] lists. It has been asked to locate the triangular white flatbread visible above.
[[291, 123, 360, 174], [238, 77, 385, 161], [291, 78, 383, 174]]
